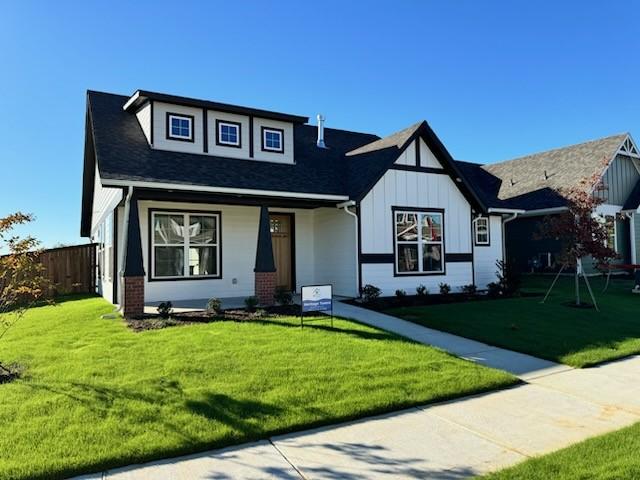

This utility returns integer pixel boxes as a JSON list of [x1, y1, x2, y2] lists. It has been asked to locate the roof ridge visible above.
[[487, 132, 628, 167], [345, 120, 424, 156]]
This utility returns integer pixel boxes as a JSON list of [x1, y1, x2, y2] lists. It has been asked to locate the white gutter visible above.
[[487, 208, 526, 214], [118, 186, 134, 307], [102, 179, 350, 202], [517, 206, 569, 217], [337, 200, 360, 297]]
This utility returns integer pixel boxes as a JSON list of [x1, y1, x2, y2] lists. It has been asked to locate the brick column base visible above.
[[122, 276, 144, 318], [255, 271, 277, 306]]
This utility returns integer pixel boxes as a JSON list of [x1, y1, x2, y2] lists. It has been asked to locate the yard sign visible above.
[[300, 284, 333, 328]]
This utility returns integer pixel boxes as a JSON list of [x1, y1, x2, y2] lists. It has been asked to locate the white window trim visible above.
[[217, 121, 241, 146], [474, 217, 490, 245], [168, 114, 193, 140], [150, 211, 221, 280], [394, 209, 445, 275], [604, 214, 618, 253], [262, 128, 283, 152]]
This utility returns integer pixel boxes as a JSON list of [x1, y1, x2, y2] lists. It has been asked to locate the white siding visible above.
[[314, 208, 358, 297], [473, 215, 503, 289], [137, 202, 318, 302], [152, 101, 204, 154], [135, 102, 152, 144], [91, 163, 123, 235], [419, 138, 442, 168], [359, 166, 474, 296], [394, 140, 416, 166], [252, 117, 295, 164]]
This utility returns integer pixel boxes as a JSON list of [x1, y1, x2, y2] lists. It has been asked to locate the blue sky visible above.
[[1, 0, 639, 248]]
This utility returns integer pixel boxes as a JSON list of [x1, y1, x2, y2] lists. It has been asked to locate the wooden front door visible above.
[[270, 214, 293, 290]]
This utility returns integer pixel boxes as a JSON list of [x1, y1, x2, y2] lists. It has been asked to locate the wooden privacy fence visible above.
[[38, 244, 97, 296]]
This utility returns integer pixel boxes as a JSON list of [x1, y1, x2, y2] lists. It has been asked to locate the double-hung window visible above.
[[167, 113, 194, 141], [151, 211, 221, 279], [262, 127, 284, 153], [395, 209, 444, 274], [216, 120, 241, 147], [604, 215, 617, 252], [474, 217, 490, 245]]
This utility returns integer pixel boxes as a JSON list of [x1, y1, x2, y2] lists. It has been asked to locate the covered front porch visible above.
[[119, 188, 358, 316]]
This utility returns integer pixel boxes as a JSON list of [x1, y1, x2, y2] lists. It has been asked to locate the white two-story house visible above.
[[80, 89, 517, 316]]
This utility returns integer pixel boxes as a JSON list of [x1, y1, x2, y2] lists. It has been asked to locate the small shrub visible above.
[[462, 284, 477, 295], [439, 283, 451, 295], [206, 298, 222, 317], [496, 259, 521, 296], [361, 284, 381, 303], [487, 282, 502, 298], [416, 284, 428, 296], [274, 286, 293, 305], [244, 296, 259, 312], [395, 289, 406, 298], [157, 301, 173, 319]]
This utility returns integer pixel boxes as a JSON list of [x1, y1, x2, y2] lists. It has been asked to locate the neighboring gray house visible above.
[[457, 134, 640, 273]]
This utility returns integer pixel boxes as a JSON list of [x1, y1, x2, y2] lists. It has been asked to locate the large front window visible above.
[[395, 209, 444, 274], [151, 211, 220, 279]]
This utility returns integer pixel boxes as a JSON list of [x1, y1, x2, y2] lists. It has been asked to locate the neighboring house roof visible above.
[[456, 134, 631, 212], [82, 91, 488, 235], [623, 179, 640, 210]]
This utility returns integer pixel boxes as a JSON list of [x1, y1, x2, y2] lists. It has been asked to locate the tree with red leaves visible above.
[[539, 163, 618, 309]]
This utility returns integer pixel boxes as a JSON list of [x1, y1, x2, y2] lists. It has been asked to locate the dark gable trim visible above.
[[261, 126, 285, 154], [249, 116, 254, 158], [392, 206, 447, 277], [148, 208, 223, 282], [150, 101, 154, 145], [80, 104, 96, 237], [473, 215, 491, 247], [215, 119, 242, 149], [270, 211, 296, 291], [415, 138, 420, 166], [165, 112, 195, 143], [390, 165, 447, 174], [202, 108, 208, 153], [354, 122, 486, 213]]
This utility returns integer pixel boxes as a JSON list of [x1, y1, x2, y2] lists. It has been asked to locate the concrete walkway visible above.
[[73, 304, 640, 479], [333, 301, 571, 380]]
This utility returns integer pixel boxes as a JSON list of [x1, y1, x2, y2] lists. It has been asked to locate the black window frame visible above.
[[215, 119, 242, 148], [261, 126, 285, 153], [166, 112, 195, 142]]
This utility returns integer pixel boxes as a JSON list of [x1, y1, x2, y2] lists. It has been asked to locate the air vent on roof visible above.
[[317, 114, 327, 149]]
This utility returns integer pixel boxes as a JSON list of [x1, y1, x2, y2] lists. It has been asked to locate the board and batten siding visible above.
[[91, 163, 123, 235], [599, 154, 640, 206], [472, 215, 504, 289], [360, 165, 474, 296]]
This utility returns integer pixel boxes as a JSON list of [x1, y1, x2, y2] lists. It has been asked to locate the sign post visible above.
[[300, 284, 333, 328]]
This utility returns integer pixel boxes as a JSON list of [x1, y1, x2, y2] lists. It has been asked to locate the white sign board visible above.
[[301, 285, 332, 313]]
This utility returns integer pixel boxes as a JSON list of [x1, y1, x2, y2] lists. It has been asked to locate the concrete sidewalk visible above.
[[333, 301, 571, 380], [75, 356, 640, 479]]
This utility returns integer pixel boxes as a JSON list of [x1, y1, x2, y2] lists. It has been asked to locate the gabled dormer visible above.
[[123, 90, 308, 165]]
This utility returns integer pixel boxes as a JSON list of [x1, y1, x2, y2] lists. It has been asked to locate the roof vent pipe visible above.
[[316, 114, 327, 148]]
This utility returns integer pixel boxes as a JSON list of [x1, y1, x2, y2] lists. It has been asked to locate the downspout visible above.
[[625, 211, 636, 264], [338, 200, 359, 297], [118, 186, 134, 308]]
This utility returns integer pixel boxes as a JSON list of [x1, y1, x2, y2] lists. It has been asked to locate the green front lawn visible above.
[[484, 421, 640, 479], [388, 275, 640, 367], [0, 296, 515, 480]]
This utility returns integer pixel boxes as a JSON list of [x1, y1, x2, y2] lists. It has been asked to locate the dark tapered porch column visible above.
[[254, 205, 276, 305], [122, 192, 145, 317]]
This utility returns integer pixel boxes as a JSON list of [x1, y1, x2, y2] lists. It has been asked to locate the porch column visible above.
[[122, 193, 145, 317], [254, 205, 277, 305]]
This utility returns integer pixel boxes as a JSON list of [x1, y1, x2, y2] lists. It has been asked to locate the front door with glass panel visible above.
[[269, 214, 293, 290]]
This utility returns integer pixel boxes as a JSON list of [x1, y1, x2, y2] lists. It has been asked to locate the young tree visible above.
[[539, 165, 618, 309], [0, 213, 48, 377]]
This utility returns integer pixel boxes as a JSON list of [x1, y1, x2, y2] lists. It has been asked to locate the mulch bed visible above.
[[125, 304, 314, 332]]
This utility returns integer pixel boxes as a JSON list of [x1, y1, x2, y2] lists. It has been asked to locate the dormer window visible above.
[[262, 127, 284, 153], [166, 113, 194, 142], [216, 120, 241, 148]]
